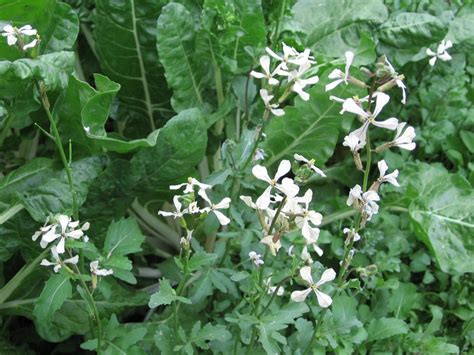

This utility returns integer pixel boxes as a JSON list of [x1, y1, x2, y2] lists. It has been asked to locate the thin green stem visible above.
[[303, 310, 325, 354], [36, 82, 78, 220]]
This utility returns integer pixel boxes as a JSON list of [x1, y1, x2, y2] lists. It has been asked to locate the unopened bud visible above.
[[375, 142, 391, 153], [347, 76, 369, 89], [360, 67, 374, 77], [353, 152, 363, 171]]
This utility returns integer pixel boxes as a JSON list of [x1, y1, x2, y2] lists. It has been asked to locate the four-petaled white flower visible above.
[[377, 160, 400, 187], [343, 227, 361, 242], [252, 160, 299, 209], [291, 266, 335, 307], [198, 190, 231, 226], [265, 277, 285, 296], [265, 42, 298, 69], [347, 184, 380, 221], [326, 51, 354, 91], [342, 92, 398, 143], [170, 177, 211, 194], [392, 123, 416, 151], [32, 215, 86, 254], [426, 40, 453, 67], [294, 189, 323, 245], [158, 195, 186, 219], [250, 55, 281, 85], [1, 24, 37, 49], [294, 153, 326, 177], [384, 58, 407, 104], [260, 234, 281, 256], [40, 246, 79, 273], [260, 89, 285, 116], [90, 260, 113, 276], [249, 251, 264, 267], [285, 62, 320, 101]]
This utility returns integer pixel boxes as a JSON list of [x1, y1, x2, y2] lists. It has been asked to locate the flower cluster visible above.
[[251, 43, 320, 118], [1, 24, 38, 51], [158, 177, 231, 248], [240, 154, 338, 306]]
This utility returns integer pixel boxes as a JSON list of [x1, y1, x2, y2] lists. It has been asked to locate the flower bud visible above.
[[353, 152, 364, 171], [347, 76, 369, 89]]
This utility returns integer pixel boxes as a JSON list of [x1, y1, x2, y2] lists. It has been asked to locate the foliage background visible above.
[[0, 0, 473, 353]]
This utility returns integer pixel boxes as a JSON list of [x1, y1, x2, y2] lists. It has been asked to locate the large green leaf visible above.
[[263, 84, 345, 167], [33, 273, 72, 328], [19, 157, 105, 222], [446, 14, 474, 51], [285, 0, 388, 58], [55, 74, 161, 153], [130, 108, 208, 196], [408, 166, 474, 274], [94, 0, 170, 134], [156, 3, 208, 113], [367, 318, 409, 342], [378, 13, 446, 49], [0, 0, 78, 60], [0, 52, 75, 95]]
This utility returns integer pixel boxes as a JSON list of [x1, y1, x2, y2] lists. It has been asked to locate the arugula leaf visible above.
[[149, 279, 191, 308]]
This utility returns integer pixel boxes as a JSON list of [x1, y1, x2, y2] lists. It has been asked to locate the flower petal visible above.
[[291, 288, 312, 302], [372, 92, 390, 118], [299, 266, 314, 285], [314, 289, 333, 308]]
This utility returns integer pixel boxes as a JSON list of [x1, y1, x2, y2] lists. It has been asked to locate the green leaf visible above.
[[156, 3, 207, 113], [103, 217, 145, 257], [378, 13, 446, 49], [187, 252, 218, 272], [19, 157, 105, 222], [0, 157, 53, 206], [460, 130, 474, 153], [408, 165, 474, 274], [263, 84, 345, 167], [0, 52, 75, 94], [447, 14, 474, 50], [286, 0, 387, 58], [367, 317, 409, 342], [33, 273, 72, 325], [148, 279, 191, 308], [130, 108, 208, 197], [55, 74, 162, 154], [94, 0, 170, 133], [0, 0, 78, 60]]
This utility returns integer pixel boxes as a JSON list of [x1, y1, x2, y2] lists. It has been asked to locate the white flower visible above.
[[347, 184, 380, 221], [90, 260, 113, 276], [40, 246, 79, 273], [377, 160, 400, 187], [260, 234, 281, 256], [249, 251, 264, 267], [250, 55, 281, 85], [287, 62, 319, 101], [294, 189, 322, 244], [290, 266, 335, 307], [198, 190, 231, 226], [170, 177, 211, 194], [343, 132, 365, 153], [240, 195, 259, 210], [1, 24, 37, 48], [265, 278, 285, 296], [265, 43, 298, 69], [343, 227, 360, 242], [252, 160, 299, 209], [259, 89, 285, 116], [384, 58, 407, 104], [426, 40, 453, 66], [32, 215, 86, 254], [342, 92, 398, 143], [326, 51, 354, 91], [294, 153, 326, 177], [158, 195, 186, 219], [392, 123, 416, 150], [301, 245, 313, 264]]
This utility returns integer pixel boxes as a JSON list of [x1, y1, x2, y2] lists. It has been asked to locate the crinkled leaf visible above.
[[156, 3, 208, 113], [286, 0, 387, 58]]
